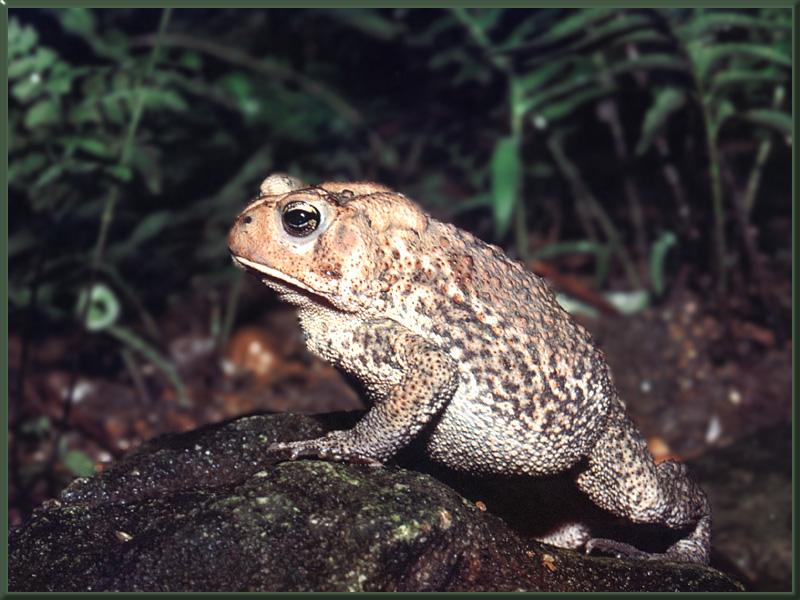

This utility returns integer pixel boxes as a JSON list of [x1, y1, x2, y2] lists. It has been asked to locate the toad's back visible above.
[[375, 219, 615, 475]]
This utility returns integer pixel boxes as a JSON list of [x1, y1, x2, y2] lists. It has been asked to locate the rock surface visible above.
[[9, 413, 743, 592]]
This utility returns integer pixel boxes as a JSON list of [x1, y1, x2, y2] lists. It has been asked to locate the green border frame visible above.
[[2, 3, 798, 598]]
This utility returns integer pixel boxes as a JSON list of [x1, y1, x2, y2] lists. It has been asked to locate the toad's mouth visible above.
[[230, 254, 338, 308]]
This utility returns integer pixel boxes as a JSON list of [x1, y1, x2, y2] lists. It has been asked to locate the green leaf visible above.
[[607, 53, 688, 77], [9, 153, 47, 182], [710, 70, 787, 96], [554, 294, 599, 320], [678, 11, 791, 38], [60, 136, 108, 158], [604, 290, 650, 314], [142, 88, 189, 113], [445, 194, 492, 217], [8, 47, 57, 80], [532, 239, 609, 260], [106, 164, 133, 182], [739, 109, 792, 139], [636, 88, 686, 156], [8, 18, 39, 58], [538, 11, 655, 57], [63, 449, 96, 477], [405, 14, 459, 46], [100, 95, 127, 125], [58, 8, 97, 36], [607, 27, 669, 48], [11, 77, 45, 103], [180, 51, 203, 71], [76, 283, 121, 331], [20, 416, 52, 436], [47, 62, 76, 96], [528, 162, 555, 178], [649, 230, 677, 296], [692, 43, 791, 81], [24, 99, 60, 129], [131, 146, 163, 195], [515, 61, 570, 99], [58, 8, 125, 60], [490, 137, 521, 239], [428, 47, 472, 71], [470, 8, 504, 32], [124, 211, 172, 249], [9, 231, 39, 257], [221, 72, 253, 102], [711, 99, 735, 136], [33, 163, 65, 189], [537, 85, 611, 123], [536, 8, 617, 44], [521, 71, 595, 115], [316, 8, 401, 40]]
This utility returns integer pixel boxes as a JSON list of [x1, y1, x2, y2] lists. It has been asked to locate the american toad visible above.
[[228, 174, 711, 564]]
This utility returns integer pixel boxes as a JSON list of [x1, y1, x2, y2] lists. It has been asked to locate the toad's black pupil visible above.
[[282, 203, 320, 236], [286, 209, 313, 227]]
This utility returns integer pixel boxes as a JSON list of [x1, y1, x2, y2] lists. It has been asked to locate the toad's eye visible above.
[[281, 201, 320, 237]]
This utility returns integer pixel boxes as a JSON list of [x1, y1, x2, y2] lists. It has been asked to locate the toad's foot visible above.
[[585, 538, 653, 561], [585, 537, 709, 564], [266, 438, 385, 468]]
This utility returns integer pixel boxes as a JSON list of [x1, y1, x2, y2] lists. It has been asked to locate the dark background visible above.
[[7, 8, 793, 590]]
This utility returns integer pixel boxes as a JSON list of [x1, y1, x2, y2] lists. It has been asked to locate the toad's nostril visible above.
[[243, 215, 253, 225]]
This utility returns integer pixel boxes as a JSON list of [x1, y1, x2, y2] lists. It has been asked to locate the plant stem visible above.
[[593, 47, 648, 284], [703, 114, 728, 297], [596, 97, 648, 282], [743, 86, 784, 216], [120, 348, 152, 405], [91, 7, 173, 270], [109, 324, 189, 406], [743, 137, 773, 216], [219, 271, 244, 350], [674, 10, 727, 296], [548, 133, 642, 290]]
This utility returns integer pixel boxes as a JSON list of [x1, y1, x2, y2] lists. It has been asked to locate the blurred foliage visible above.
[[9, 8, 792, 365]]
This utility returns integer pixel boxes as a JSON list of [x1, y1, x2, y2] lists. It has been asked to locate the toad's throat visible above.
[[231, 254, 342, 310]]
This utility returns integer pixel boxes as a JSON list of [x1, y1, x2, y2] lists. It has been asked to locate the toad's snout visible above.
[[228, 206, 266, 260]]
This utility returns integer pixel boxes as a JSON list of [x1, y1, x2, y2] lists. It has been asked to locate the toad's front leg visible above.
[[267, 321, 459, 466]]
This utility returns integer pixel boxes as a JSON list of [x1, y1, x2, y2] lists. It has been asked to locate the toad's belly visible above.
[[425, 382, 609, 476]]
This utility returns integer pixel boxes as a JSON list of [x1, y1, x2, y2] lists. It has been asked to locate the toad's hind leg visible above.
[[575, 399, 711, 565]]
